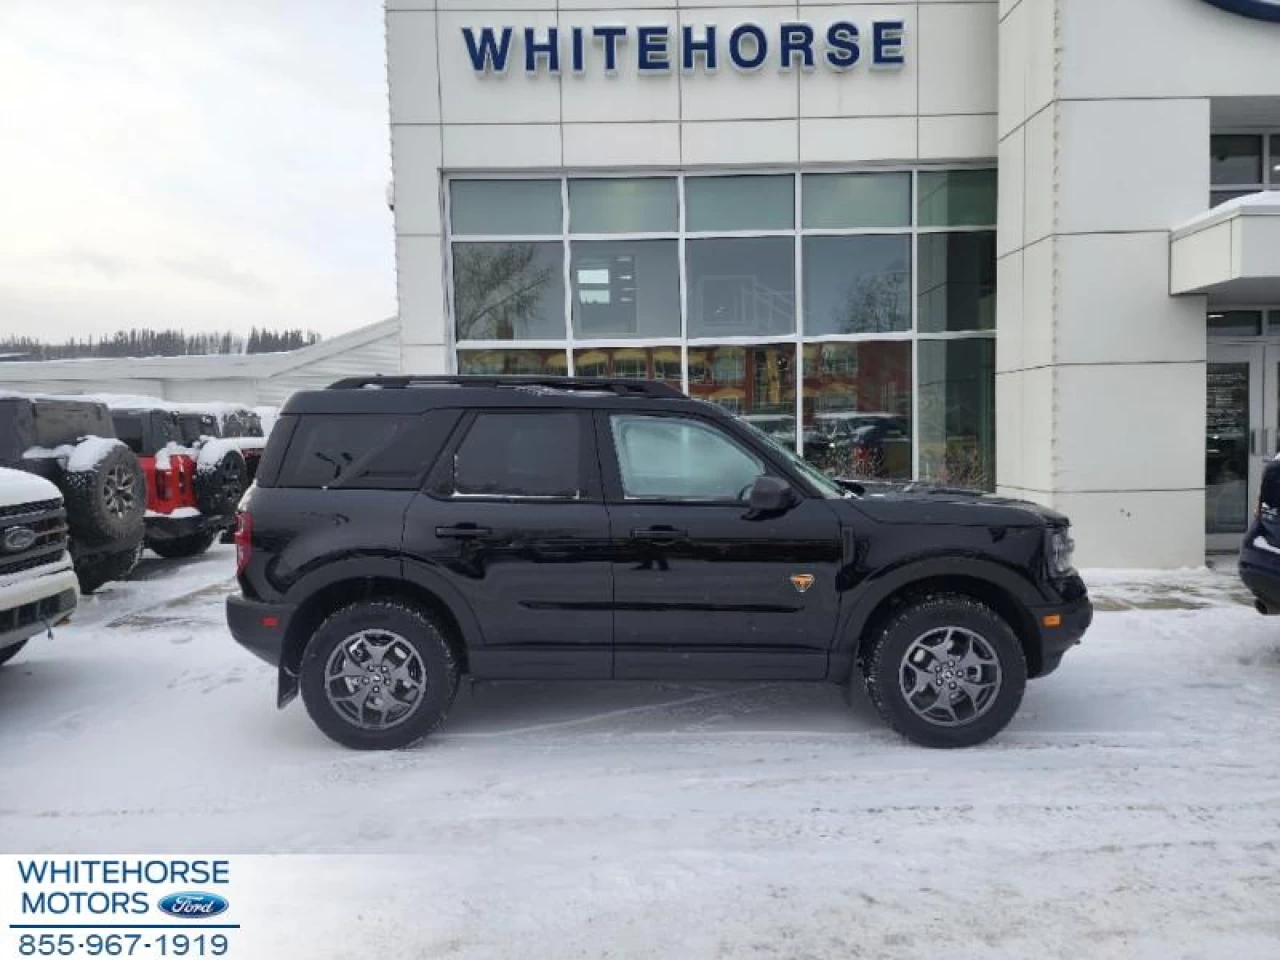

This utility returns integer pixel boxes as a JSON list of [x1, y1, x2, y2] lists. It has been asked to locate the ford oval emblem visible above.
[[157, 892, 229, 919], [1201, 0, 1280, 22], [1, 526, 36, 553]]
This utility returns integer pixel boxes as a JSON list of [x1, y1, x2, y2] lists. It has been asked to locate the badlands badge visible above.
[[790, 573, 815, 594]]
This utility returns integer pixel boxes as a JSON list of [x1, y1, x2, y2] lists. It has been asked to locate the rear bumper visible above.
[[1028, 577, 1093, 678], [226, 593, 298, 707], [145, 512, 228, 542], [0, 560, 79, 649]]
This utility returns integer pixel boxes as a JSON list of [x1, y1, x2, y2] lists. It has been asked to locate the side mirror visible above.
[[744, 475, 797, 519]]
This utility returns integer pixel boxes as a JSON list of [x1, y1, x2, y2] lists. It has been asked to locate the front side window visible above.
[[453, 412, 584, 499], [610, 415, 764, 502]]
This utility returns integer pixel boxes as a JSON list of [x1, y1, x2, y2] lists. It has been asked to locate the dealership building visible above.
[[386, 0, 1280, 567]]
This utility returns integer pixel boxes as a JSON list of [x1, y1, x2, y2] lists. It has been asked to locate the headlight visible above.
[[1048, 528, 1075, 576]]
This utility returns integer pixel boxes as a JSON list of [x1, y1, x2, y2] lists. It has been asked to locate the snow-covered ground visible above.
[[3, 551, 1280, 958]]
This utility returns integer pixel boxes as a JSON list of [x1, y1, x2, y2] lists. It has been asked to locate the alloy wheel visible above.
[[324, 629, 426, 730], [899, 626, 1003, 727]]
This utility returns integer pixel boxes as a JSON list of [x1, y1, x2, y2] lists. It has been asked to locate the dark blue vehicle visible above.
[[1240, 459, 1280, 614], [226, 375, 1092, 751]]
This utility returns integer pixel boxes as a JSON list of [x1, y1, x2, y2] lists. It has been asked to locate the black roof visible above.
[[282, 375, 697, 416]]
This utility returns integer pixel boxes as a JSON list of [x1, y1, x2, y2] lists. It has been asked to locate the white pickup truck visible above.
[[0, 466, 79, 667]]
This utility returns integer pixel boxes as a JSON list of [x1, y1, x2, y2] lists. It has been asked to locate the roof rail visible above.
[[326, 374, 686, 399]]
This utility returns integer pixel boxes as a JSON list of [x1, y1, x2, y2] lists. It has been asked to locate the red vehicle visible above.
[[110, 407, 250, 558]]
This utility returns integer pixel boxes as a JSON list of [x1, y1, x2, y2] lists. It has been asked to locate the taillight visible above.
[[234, 511, 252, 575]]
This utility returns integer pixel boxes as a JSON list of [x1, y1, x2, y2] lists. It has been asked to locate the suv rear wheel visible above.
[[861, 593, 1027, 749], [300, 600, 459, 750]]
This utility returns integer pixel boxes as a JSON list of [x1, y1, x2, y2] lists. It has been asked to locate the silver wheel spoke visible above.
[[899, 624, 1003, 728], [324, 629, 427, 731]]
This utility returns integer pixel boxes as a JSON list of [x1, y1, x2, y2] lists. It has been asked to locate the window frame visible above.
[[425, 408, 602, 504], [444, 165, 999, 484], [596, 409, 799, 507], [1209, 129, 1280, 200]]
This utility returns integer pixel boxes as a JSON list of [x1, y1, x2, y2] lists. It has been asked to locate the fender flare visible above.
[[282, 554, 486, 653], [835, 554, 1043, 657]]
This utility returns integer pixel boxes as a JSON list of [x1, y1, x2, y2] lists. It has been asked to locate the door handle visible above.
[[435, 524, 493, 539], [631, 526, 688, 541]]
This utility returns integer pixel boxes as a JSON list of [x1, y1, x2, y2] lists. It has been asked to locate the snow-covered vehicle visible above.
[[0, 396, 146, 594], [109, 405, 248, 559], [0, 467, 79, 667]]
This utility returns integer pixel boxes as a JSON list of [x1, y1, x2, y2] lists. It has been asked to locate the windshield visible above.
[[736, 417, 850, 499]]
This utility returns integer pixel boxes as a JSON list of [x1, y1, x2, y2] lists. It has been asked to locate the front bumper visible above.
[[226, 593, 298, 707], [1028, 575, 1093, 678], [0, 559, 79, 649]]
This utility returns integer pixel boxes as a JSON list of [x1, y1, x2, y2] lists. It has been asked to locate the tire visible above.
[[300, 600, 459, 750], [195, 450, 247, 517], [75, 543, 141, 594], [64, 444, 146, 543], [0, 640, 27, 668], [861, 593, 1027, 749], [148, 530, 217, 559]]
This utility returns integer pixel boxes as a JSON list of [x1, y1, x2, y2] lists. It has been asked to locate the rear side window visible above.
[[452, 412, 585, 499], [275, 412, 458, 489]]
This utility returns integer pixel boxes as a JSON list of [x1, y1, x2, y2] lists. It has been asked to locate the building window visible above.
[[1210, 132, 1280, 207], [447, 169, 997, 490]]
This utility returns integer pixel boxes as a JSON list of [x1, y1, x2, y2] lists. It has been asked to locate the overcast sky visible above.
[[0, 0, 395, 341]]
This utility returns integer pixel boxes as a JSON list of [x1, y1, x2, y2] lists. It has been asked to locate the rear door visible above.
[[402, 409, 613, 679], [598, 410, 842, 681]]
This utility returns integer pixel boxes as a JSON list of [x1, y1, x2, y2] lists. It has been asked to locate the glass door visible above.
[[1206, 344, 1264, 551]]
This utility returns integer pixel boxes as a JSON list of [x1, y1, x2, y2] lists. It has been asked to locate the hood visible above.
[[0, 465, 62, 507], [839, 480, 1068, 528]]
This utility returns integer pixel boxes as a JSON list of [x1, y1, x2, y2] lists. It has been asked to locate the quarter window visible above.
[[453, 412, 584, 499], [610, 415, 764, 501]]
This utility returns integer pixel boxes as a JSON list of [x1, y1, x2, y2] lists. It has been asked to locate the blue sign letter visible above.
[[462, 27, 513, 73], [524, 26, 560, 73], [728, 23, 768, 71], [824, 22, 860, 70], [636, 25, 671, 72], [872, 20, 905, 67], [571, 26, 586, 73], [779, 23, 815, 70], [681, 24, 717, 73], [592, 26, 627, 73]]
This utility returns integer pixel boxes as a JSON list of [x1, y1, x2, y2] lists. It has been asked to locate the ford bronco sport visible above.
[[227, 376, 1092, 750]]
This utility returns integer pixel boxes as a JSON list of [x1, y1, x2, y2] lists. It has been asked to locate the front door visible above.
[[1206, 342, 1280, 551], [597, 410, 843, 681], [404, 409, 614, 678]]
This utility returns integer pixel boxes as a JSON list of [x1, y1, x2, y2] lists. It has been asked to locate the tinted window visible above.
[[610, 415, 764, 501], [278, 416, 408, 489], [453, 412, 584, 499]]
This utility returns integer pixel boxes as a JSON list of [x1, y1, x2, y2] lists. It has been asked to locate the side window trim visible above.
[[425, 409, 602, 504], [601, 410, 771, 505]]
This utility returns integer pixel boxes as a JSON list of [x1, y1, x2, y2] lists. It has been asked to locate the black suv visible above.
[[227, 376, 1091, 750]]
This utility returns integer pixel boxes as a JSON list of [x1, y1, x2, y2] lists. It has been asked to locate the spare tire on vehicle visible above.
[[195, 448, 247, 517], [64, 441, 146, 544]]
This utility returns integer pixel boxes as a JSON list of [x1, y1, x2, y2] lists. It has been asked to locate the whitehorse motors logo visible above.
[[1201, 0, 1280, 21]]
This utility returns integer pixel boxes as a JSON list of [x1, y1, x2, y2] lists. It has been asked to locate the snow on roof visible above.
[[0, 317, 398, 382], [1172, 190, 1280, 237]]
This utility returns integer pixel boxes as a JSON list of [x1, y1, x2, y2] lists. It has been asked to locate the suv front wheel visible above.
[[300, 600, 459, 750], [862, 594, 1027, 749]]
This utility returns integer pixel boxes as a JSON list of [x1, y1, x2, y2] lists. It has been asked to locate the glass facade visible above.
[[1209, 132, 1280, 206], [449, 169, 997, 489]]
